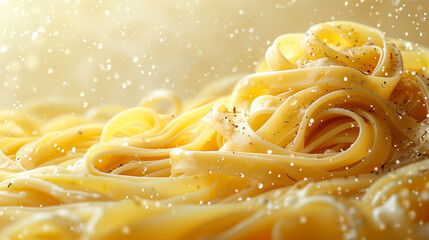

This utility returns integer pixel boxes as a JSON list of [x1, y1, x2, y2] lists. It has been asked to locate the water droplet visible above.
[[343, 77, 348, 81], [258, 183, 264, 189], [289, 96, 298, 106], [267, 149, 273, 154], [32, 131, 38, 135]]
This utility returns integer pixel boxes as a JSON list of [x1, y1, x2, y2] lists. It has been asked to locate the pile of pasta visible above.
[[0, 21, 429, 239]]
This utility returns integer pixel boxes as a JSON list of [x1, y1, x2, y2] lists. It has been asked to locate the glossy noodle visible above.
[[0, 21, 429, 239]]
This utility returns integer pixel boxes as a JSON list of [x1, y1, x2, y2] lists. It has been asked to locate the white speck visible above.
[[258, 183, 264, 189], [98, 43, 103, 49], [420, 191, 429, 201], [31, 32, 39, 41], [0, 45, 7, 53], [391, 0, 400, 6], [42, 224, 50, 231], [121, 226, 130, 235]]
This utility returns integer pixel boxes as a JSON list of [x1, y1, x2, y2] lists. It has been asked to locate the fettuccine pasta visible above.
[[0, 21, 429, 239]]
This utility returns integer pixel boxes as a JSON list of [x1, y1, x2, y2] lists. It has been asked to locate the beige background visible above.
[[0, 0, 427, 108]]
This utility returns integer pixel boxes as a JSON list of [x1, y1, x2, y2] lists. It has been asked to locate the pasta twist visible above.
[[0, 21, 429, 239]]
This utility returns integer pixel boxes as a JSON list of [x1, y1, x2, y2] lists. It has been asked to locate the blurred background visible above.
[[0, 0, 427, 108]]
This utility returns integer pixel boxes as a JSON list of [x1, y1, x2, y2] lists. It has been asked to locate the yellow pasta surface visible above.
[[1, 21, 429, 239]]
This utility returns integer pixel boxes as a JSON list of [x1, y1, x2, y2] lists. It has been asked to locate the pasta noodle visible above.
[[0, 21, 429, 239]]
